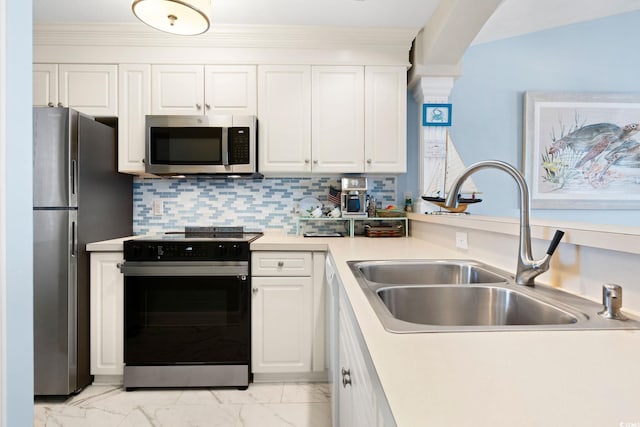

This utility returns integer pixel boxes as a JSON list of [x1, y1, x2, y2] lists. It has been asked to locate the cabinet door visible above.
[[339, 298, 377, 427], [312, 66, 365, 173], [151, 64, 204, 115], [204, 65, 256, 115], [365, 66, 407, 173], [252, 276, 313, 373], [118, 64, 150, 174], [90, 252, 124, 376], [58, 64, 118, 116], [258, 65, 312, 173], [33, 63, 58, 107]]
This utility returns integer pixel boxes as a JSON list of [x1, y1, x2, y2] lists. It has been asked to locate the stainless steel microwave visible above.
[[145, 115, 257, 176]]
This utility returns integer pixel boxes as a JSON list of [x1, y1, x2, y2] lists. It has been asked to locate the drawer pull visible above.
[[277, 261, 284, 268]]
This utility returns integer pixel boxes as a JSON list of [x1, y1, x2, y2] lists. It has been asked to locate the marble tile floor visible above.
[[34, 382, 331, 427]]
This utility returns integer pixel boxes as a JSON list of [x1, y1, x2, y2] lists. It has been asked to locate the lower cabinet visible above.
[[251, 251, 327, 378], [251, 275, 313, 373], [327, 255, 396, 426], [89, 249, 328, 382], [89, 252, 125, 378]]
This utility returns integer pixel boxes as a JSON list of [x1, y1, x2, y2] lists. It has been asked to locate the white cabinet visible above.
[[118, 64, 151, 174], [33, 64, 58, 108], [339, 301, 377, 427], [258, 65, 406, 175], [33, 64, 118, 116], [364, 66, 407, 173], [151, 64, 256, 115], [205, 65, 257, 114], [251, 251, 326, 377], [312, 66, 365, 173], [327, 256, 396, 426], [252, 275, 313, 373], [258, 65, 312, 173], [90, 252, 124, 378]]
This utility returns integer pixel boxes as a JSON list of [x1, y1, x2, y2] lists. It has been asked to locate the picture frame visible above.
[[523, 91, 640, 209], [423, 103, 452, 126]]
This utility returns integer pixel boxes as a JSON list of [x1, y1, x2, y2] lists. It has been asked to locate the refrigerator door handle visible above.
[[71, 159, 77, 196], [71, 220, 77, 257]]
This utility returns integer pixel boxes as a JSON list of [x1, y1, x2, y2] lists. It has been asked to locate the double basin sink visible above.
[[348, 259, 640, 333]]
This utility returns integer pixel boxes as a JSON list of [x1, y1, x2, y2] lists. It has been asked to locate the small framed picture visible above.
[[423, 103, 452, 126]]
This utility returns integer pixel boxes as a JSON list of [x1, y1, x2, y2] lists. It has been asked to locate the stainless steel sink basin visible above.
[[347, 259, 640, 333], [377, 285, 577, 327], [356, 260, 509, 285]]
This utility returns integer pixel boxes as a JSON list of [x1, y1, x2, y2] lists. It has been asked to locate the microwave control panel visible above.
[[228, 127, 250, 165]]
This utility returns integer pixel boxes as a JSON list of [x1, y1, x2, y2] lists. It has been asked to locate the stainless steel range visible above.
[[120, 227, 262, 390]]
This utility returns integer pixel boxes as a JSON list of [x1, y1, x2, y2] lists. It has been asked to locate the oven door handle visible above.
[[119, 261, 249, 277]]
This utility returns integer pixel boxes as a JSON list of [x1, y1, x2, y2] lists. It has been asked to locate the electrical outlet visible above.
[[152, 199, 163, 216], [455, 232, 468, 250]]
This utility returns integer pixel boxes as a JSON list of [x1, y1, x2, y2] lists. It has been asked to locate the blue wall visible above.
[[4, 0, 34, 425], [443, 11, 640, 226], [396, 91, 421, 210]]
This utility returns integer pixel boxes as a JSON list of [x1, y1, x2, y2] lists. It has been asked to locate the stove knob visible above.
[[145, 245, 157, 259], [231, 244, 243, 257], [131, 244, 142, 259], [218, 244, 228, 256]]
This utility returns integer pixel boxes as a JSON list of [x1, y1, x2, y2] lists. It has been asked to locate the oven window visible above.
[[150, 127, 223, 165], [124, 276, 249, 365]]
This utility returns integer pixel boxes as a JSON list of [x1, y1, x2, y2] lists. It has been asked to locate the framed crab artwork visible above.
[[423, 103, 452, 126], [523, 91, 640, 209]]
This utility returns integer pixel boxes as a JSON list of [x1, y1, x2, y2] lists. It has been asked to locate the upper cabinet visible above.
[[33, 64, 118, 116], [312, 66, 366, 174], [258, 65, 312, 173], [258, 65, 406, 175], [151, 65, 257, 116], [118, 64, 151, 174], [364, 66, 407, 174], [33, 64, 58, 109]]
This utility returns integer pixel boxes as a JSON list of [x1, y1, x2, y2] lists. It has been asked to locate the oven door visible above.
[[122, 261, 250, 366]]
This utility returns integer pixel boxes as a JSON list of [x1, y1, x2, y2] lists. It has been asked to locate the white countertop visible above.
[[86, 235, 141, 251], [254, 233, 640, 426], [89, 232, 640, 425]]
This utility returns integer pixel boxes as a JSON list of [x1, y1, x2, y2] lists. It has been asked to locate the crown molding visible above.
[[34, 22, 417, 50], [34, 23, 417, 65]]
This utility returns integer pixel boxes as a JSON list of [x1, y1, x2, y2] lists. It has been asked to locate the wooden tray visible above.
[[365, 224, 404, 237]]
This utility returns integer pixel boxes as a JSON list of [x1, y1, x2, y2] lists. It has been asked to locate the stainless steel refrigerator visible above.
[[33, 107, 132, 395]]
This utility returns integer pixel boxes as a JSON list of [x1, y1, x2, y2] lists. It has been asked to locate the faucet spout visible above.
[[444, 160, 564, 286]]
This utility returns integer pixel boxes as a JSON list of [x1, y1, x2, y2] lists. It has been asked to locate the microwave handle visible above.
[[222, 127, 229, 166]]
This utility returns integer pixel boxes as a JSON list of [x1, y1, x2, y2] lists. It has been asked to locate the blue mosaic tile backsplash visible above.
[[133, 176, 398, 235]]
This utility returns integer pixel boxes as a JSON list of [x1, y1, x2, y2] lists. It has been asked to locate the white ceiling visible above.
[[33, 0, 640, 43]]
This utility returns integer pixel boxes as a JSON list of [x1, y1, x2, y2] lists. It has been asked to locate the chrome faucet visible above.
[[444, 160, 564, 286]]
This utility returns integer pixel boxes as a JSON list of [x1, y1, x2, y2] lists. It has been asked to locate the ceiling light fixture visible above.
[[131, 0, 211, 36]]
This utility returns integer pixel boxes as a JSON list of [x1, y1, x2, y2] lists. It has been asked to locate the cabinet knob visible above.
[[313, 160, 318, 164], [252, 287, 259, 294], [205, 103, 211, 110], [305, 159, 310, 164], [47, 102, 54, 107], [277, 261, 284, 268], [341, 367, 352, 388], [367, 158, 372, 164], [196, 103, 202, 110], [57, 102, 63, 107]]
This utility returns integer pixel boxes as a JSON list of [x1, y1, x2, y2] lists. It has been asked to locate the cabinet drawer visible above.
[[252, 251, 312, 276]]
